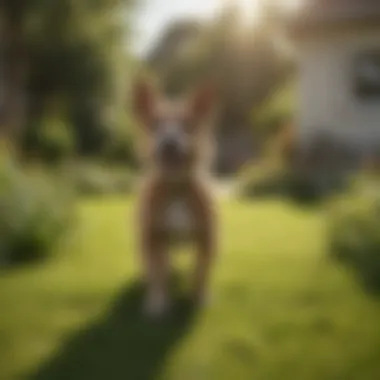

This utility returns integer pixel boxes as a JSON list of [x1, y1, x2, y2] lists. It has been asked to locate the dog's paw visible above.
[[143, 293, 170, 320]]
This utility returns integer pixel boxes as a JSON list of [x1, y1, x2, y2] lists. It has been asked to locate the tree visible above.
[[146, 2, 293, 127], [145, 2, 294, 172], [1, 0, 135, 156]]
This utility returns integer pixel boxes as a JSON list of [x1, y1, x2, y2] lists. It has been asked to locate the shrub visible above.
[[37, 115, 75, 163], [237, 162, 288, 198], [328, 176, 380, 290], [73, 163, 135, 196], [238, 125, 350, 203], [103, 112, 138, 167], [252, 81, 295, 136], [237, 161, 330, 203], [23, 114, 75, 164], [0, 154, 76, 266], [105, 134, 136, 166]]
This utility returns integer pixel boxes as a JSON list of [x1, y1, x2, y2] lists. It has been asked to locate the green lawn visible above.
[[1, 198, 380, 380]]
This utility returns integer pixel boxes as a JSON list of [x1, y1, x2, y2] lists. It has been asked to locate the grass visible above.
[[1, 197, 380, 380]]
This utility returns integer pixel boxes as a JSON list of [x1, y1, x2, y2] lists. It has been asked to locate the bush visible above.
[[237, 161, 330, 203], [328, 176, 380, 290], [252, 81, 295, 136], [237, 162, 288, 198], [103, 112, 138, 167], [238, 125, 350, 204], [23, 114, 75, 164], [73, 163, 135, 196], [38, 116, 75, 163], [0, 154, 76, 266]]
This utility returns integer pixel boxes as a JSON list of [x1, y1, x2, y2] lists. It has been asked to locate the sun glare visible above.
[[232, 0, 261, 21], [239, 0, 261, 13], [231, 0, 304, 16], [227, 0, 303, 23]]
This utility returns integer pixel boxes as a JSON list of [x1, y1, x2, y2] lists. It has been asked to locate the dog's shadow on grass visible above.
[[29, 277, 196, 380]]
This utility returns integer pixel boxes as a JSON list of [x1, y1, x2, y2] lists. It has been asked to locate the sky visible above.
[[132, 0, 305, 55], [132, 0, 303, 57], [132, 0, 263, 56]]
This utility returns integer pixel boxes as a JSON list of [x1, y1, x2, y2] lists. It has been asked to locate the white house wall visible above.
[[296, 27, 380, 151]]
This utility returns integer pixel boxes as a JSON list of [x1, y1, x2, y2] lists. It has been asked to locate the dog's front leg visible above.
[[190, 182, 218, 307], [141, 233, 170, 318], [193, 226, 216, 307], [138, 178, 170, 319]]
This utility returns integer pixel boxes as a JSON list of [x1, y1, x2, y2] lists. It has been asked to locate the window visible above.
[[354, 50, 380, 99]]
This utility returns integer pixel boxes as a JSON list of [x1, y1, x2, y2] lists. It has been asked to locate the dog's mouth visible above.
[[158, 145, 189, 169], [160, 154, 187, 170]]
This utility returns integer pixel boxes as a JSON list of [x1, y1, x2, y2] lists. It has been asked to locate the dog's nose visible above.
[[160, 139, 182, 160]]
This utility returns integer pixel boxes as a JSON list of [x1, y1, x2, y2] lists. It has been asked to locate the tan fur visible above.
[[133, 81, 218, 318]]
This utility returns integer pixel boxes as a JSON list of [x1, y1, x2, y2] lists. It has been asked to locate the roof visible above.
[[287, 0, 380, 35]]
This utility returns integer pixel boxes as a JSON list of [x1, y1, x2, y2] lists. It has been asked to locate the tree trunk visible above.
[[0, 6, 27, 145]]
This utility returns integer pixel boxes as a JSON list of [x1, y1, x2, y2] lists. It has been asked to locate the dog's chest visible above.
[[163, 199, 194, 236]]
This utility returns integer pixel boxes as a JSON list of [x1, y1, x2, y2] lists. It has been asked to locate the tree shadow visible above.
[[28, 277, 196, 380], [357, 271, 380, 297]]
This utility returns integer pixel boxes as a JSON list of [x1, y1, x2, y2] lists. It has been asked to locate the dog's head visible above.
[[132, 80, 217, 177]]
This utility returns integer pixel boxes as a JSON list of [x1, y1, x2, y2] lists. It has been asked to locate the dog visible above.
[[132, 80, 218, 318]]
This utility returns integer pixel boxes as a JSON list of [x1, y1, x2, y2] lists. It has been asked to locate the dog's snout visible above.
[[159, 138, 183, 161], [162, 139, 179, 154]]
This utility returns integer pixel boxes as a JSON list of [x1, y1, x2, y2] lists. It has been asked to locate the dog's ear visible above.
[[132, 79, 157, 127], [189, 82, 217, 123]]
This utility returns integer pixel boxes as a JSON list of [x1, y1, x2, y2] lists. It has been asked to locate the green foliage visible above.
[[0, 155, 76, 265], [73, 163, 135, 197], [253, 81, 295, 135], [237, 160, 334, 204], [237, 162, 289, 198], [238, 120, 351, 203], [328, 176, 380, 290], [147, 4, 293, 129], [35, 115, 75, 163], [3, 0, 135, 155], [103, 112, 138, 166]]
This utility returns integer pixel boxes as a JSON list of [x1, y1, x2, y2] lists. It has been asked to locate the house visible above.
[[287, 0, 380, 166]]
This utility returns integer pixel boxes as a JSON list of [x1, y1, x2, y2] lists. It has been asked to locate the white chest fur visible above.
[[163, 200, 194, 233]]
